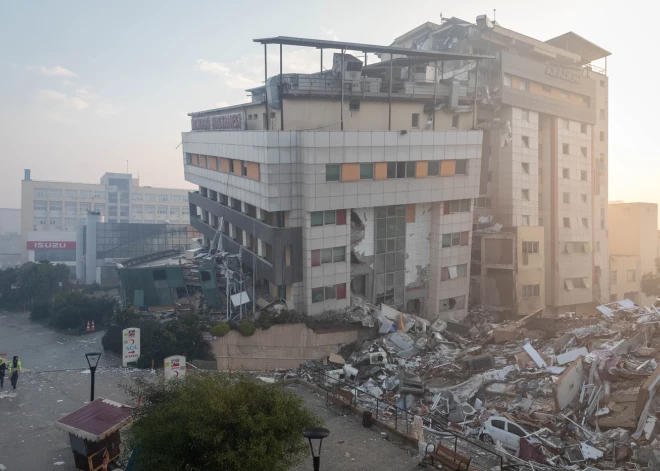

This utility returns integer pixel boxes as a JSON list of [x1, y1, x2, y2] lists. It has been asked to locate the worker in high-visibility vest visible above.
[[7, 356, 22, 390]]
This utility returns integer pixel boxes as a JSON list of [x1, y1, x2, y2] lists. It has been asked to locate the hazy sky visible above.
[[0, 0, 651, 212]]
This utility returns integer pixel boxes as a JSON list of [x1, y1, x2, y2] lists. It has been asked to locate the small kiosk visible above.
[[55, 398, 133, 471]]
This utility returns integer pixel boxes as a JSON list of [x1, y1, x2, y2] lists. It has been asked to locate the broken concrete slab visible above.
[[446, 320, 471, 337], [465, 354, 495, 371], [553, 357, 585, 411], [556, 347, 589, 365], [492, 325, 518, 344], [329, 353, 346, 365], [523, 343, 547, 368]]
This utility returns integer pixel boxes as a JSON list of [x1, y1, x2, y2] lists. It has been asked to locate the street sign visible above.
[[122, 328, 141, 367], [164, 355, 186, 379]]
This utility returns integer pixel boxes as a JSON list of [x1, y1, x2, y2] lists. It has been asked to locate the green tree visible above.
[[125, 373, 322, 471], [49, 291, 115, 330], [15, 261, 70, 305], [642, 258, 660, 298]]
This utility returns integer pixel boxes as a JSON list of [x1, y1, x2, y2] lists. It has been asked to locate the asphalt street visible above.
[[0, 310, 141, 471]]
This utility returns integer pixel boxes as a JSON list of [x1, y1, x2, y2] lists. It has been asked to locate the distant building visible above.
[[20, 169, 191, 263], [609, 202, 658, 305], [0, 208, 20, 235]]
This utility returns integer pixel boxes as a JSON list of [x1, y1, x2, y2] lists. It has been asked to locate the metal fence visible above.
[[297, 364, 505, 471]]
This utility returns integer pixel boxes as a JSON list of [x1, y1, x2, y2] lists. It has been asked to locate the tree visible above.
[[48, 291, 115, 330], [125, 373, 323, 471], [642, 258, 660, 298]]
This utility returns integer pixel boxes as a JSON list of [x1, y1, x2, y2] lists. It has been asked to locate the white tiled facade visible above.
[[183, 129, 483, 320]]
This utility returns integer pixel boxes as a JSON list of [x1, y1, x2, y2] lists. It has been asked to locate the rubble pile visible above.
[[303, 299, 660, 470]]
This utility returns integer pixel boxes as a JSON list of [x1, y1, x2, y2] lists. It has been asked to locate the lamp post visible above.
[[85, 352, 102, 402], [302, 427, 330, 471]]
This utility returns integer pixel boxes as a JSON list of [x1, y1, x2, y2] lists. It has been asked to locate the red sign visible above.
[[27, 241, 76, 250]]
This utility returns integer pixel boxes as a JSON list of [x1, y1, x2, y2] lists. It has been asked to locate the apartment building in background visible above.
[[20, 169, 190, 263], [608, 202, 658, 306], [183, 37, 489, 319], [391, 16, 610, 314]]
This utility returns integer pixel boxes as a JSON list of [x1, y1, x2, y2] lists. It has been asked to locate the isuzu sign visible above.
[[27, 241, 76, 250]]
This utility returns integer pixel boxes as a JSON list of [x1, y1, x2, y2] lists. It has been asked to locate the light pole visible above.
[[85, 352, 102, 402], [302, 427, 330, 471]]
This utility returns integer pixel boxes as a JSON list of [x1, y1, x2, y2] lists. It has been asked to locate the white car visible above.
[[479, 417, 534, 452]]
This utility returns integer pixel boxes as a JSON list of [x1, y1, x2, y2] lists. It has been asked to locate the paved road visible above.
[[0, 311, 140, 471], [288, 383, 421, 471]]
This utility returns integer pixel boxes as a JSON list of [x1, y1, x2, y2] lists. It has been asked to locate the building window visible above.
[[158, 194, 169, 202], [521, 189, 529, 201], [171, 195, 182, 202], [108, 193, 117, 204], [627, 270, 637, 282], [312, 284, 345, 303], [374, 205, 406, 309], [522, 284, 540, 297], [182, 208, 189, 215], [33, 200, 47, 211], [521, 162, 529, 174], [600, 109, 605, 119], [242, 161, 248, 176], [65, 190, 77, 198], [441, 231, 469, 248], [311, 210, 344, 227], [132, 193, 143, 201], [610, 271, 617, 285], [49, 218, 59, 225], [349, 100, 360, 111], [562, 143, 570, 154], [522, 241, 539, 254], [503, 74, 512, 87], [49, 189, 62, 197], [412, 113, 420, 128], [133, 205, 143, 215], [581, 123, 588, 134], [144, 193, 155, 202], [33, 217, 47, 226], [34, 188, 49, 197], [581, 218, 589, 228], [519, 79, 528, 91], [522, 136, 530, 148], [439, 295, 466, 312], [451, 114, 459, 128], [562, 192, 570, 204], [581, 194, 588, 204], [360, 164, 374, 180], [326, 164, 341, 182], [49, 201, 62, 211], [441, 263, 468, 281], [521, 110, 529, 121], [170, 206, 180, 215], [428, 161, 439, 176], [108, 206, 117, 217], [474, 197, 492, 208], [229, 160, 235, 173], [157, 206, 167, 215], [596, 241, 600, 252], [562, 168, 570, 179], [563, 217, 571, 228], [522, 215, 530, 226], [600, 131, 605, 142], [311, 246, 346, 267], [581, 170, 588, 181], [144, 205, 155, 215], [455, 160, 467, 175]]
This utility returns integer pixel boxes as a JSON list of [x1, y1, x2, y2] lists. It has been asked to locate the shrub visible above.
[[210, 322, 230, 337], [237, 320, 256, 337], [30, 300, 51, 321]]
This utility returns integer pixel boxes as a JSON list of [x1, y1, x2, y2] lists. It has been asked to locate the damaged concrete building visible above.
[[182, 37, 490, 319], [390, 16, 610, 315]]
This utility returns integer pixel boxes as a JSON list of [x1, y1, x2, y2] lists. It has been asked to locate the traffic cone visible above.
[[86, 321, 91, 332], [91, 321, 96, 332]]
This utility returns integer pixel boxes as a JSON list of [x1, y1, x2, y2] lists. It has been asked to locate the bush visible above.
[[49, 291, 115, 331], [237, 320, 256, 337], [210, 322, 230, 337], [30, 300, 51, 321]]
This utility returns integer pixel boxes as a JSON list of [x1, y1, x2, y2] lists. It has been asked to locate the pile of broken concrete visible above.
[[302, 299, 660, 470]]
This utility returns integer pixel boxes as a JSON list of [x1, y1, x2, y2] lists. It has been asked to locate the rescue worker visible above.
[[0, 357, 6, 388], [8, 356, 22, 390]]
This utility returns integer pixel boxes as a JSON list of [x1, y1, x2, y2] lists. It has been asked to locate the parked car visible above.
[[479, 416, 536, 452]]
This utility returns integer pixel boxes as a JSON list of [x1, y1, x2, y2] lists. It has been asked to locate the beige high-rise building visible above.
[[608, 202, 658, 306], [20, 169, 190, 262], [393, 15, 610, 315]]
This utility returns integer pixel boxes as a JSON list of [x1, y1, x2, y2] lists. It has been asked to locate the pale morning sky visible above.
[[0, 0, 652, 214]]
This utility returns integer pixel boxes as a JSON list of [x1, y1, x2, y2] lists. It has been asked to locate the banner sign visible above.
[[122, 328, 141, 366], [164, 355, 186, 379]]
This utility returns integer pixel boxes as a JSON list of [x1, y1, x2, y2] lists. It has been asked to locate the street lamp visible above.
[[85, 352, 102, 402], [302, 427, 330, 471]]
